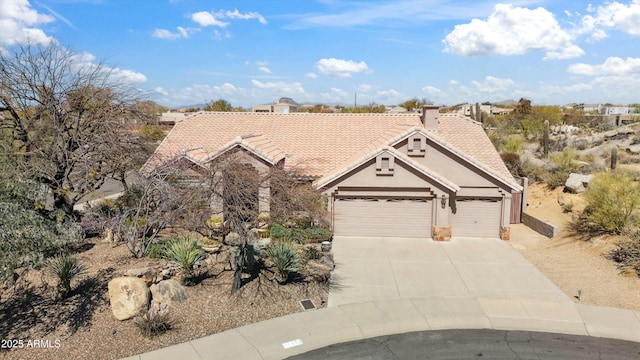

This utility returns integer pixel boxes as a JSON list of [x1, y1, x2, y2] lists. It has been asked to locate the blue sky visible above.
[[3, 0, 640, 108]]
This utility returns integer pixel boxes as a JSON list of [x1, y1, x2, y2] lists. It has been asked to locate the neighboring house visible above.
[[458, 104, 513, 117], [252, 97, 299, 113], [142, 106, 523, 240]]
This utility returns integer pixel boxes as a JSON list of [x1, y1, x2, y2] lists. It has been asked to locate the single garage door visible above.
[[333, 198, 432, 238], [451, 198, 501, 238]]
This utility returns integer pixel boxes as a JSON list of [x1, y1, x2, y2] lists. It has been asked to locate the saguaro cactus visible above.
[[543, 120, 550, 158], [476, 102, 481, 122], [611, 147, 618, 170]]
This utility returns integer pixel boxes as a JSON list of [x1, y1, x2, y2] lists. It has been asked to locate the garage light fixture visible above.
[[441, 194, 446, 209]]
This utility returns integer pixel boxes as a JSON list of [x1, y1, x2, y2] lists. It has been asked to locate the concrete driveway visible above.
[[328, 236, 570, 307]]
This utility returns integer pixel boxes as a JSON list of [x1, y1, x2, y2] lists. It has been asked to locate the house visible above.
[[142, 106, 523, 240], [252, 97, 299, 113]]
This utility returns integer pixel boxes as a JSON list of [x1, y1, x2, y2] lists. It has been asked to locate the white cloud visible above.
[[589, 0, 640, 35], [0, 0, 55, 46], [443, 4, 580, 59], [568, 57, 640, 76], [152, 26, 196, 40], [154, 87, 168, 96], [226, 8, 267, 25], [258, 66, 271, 74], [212, 30, 231, 40], [471, 76, 515, 93], [356, 84, 372, 93], [563, 83, 592, 92], [544, 44, 585, 60], [191, 11, 228, 27], [316, 58, 369, 78], [69, 51, 147, 84], [422, 85, 444, 97], [305, 72, 318, 79], [251, 79, 305, 95]]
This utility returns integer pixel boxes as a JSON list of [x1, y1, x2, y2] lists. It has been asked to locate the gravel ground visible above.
[[0, 240, 328, 360], [512, 183, 640, 311]]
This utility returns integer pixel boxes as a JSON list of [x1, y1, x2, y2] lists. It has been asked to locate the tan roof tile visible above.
[[143, 111, 518, 189]]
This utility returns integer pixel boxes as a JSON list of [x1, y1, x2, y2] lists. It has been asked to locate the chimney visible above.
[[421, 105, 440, 130]]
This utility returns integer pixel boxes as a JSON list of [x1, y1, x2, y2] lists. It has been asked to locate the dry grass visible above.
[[0, 239, 328, 360]]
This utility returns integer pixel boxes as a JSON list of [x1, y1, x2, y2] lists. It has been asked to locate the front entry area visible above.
[[333, 197, 432, 238]]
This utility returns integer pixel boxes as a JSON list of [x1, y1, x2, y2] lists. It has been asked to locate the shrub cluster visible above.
[[269, 223, 332, 243]]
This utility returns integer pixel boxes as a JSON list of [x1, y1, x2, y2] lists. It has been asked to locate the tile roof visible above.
[[142, 111, 519, 189]]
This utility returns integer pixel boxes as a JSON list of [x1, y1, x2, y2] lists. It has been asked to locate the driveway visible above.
[[328, 236, 570, 307]]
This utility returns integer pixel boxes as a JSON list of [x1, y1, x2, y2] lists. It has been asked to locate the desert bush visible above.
[[80, 215, 103, 237], [608, 234, 640, 275], [164, 237, 206, 284], [304, 245, 320, 261], [270, 223, 292, 240], [133, 305, 172, 338], [305, 226, 333, 242], [580, 171, 640, 234], [267, 241, 302, 283], [501, 137, 524, 154], [48, 254, 86, 298], [139, 124, 166, 142], [501, 152, 522, 177]]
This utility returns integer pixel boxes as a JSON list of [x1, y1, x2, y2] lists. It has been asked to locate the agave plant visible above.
[[164, 237, 206, 285], [48, 254, 86, 297], [267, 241, 302, 283]]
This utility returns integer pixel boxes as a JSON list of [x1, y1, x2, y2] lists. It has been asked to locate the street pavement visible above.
[[289, 329, 640, 360], [124, 226, 640, 360]]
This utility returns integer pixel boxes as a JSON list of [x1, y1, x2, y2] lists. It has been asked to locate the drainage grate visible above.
[[299, 299, 316, 311]]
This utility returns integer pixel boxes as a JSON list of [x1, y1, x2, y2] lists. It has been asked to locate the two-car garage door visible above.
[[333, 198, 432, 238]]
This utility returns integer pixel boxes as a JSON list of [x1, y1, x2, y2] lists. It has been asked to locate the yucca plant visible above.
[[48, 254, 86, 298], [164, 237, 206, 285], [267, 241, 302, 283]]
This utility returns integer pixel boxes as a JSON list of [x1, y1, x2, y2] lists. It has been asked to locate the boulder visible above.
[[564, 173, 594, 193], [108, 277, 150, 321], [319, 252, 335, 270], [626, 145, 640, 155], [604, 130, 619, 138], [304, 260, 332, 283], [150, 279, 188, 305], [125, 266, 159, 286]]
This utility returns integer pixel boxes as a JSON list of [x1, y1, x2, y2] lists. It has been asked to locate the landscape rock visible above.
[[626, 145, 640, 155], [304, 260, 332, 283], [604, 130, 619, 138], [319, 252, 335, 270], [150, 279, 188, 305], [125, 266, 158, 286], [564, 173, 594, 193], [108, 277, 150, 321]]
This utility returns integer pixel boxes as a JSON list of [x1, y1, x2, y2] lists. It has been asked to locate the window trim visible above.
[[408, 134, 426, 157], [376, 154, 394, 176]]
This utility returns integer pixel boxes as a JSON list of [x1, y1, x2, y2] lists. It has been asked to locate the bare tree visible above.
[[0, 43, 152, 219]]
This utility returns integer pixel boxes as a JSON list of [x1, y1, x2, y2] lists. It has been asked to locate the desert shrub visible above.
[[80, 215, 103, 237], [164, 237, 206, 284], [48, 254, 86, 298], [501, 152, 522, 177], [304, 245, 320, 261], [608, 234, 640, 276], [267, 241, 302, 283], [147, 239, 175, 259], [550, 148, 577, 173], [133, 305, 172, 338], [501, 137, 524, 154], [270, 223, 291, 239], [580, 171, 640, 234], [305, 226, 333, 242], [139, 124, 166, 142], [519, 160, 549, 184], [562, 202, 574, 213]]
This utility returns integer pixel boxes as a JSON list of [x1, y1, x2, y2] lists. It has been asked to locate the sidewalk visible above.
[[123, 297, 640, 360]]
